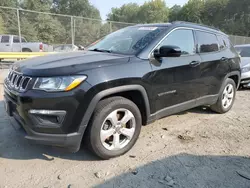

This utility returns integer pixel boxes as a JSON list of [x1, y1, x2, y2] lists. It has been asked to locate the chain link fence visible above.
[[0, 6, 133, 51], [0, 6, 249, 52]]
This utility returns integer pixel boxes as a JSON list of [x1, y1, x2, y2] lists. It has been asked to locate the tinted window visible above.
[[1, 36, 10, 43], [235, 46, 250, 57], [217, 35, 227, 50], [13, 36, 20, 43], [159, 29, 195, 55], [196, 31, 219, 53]]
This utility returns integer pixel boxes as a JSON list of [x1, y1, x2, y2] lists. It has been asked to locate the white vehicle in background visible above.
[[53, 44, 85, 52], [0, 35, 53, 52], [235, 44, 250, 88]]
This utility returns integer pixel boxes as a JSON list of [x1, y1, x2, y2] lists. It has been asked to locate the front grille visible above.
[[5, 70, 31, 92]]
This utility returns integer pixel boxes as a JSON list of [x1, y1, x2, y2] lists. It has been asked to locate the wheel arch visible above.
[[79, 85, 151, 133], [22, 48, 32, 52], [216, 71, 240, 101], [226, 71, 241, 89]]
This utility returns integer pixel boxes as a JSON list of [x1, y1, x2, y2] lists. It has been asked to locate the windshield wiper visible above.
[[89, 48, 112, 53]]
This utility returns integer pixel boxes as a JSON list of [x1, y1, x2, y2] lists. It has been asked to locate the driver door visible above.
[[149, 29, 202, 113]]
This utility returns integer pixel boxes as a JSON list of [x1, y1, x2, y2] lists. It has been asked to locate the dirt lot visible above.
[[1, 70, 250, 187]]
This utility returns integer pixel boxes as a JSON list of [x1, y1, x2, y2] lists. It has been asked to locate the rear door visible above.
[[195, 31, 230, 98], [0, 35, 12, 52], [150, 29, 202, 112]]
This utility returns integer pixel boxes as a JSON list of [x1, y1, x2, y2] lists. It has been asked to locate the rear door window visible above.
[[13, 36, 20, 43], [1, 35, 10, 43], [196, 31, 219, 53]]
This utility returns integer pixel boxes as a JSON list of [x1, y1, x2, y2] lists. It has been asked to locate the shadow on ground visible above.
[[176, 106, 215, 116], [96, 154, 250, 188]]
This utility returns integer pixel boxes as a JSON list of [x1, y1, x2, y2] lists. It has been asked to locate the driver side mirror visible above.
[[154, 45, 181, 58]]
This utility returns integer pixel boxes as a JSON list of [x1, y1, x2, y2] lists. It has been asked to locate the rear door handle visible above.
[[5, 44, 10, 46], [189, 61, 200, 67], [221, 57, 228, 62]]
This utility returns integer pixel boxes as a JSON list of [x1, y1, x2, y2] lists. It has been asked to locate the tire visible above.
[[210, 78, 236, 114], [86, 96, 142, 159], [22, 48, 32, 52]]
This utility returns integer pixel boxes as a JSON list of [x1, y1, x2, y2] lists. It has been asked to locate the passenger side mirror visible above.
[[154, 45, 181, 58]]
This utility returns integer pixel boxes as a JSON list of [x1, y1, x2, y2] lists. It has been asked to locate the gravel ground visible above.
[[1, 69, 250, 187]]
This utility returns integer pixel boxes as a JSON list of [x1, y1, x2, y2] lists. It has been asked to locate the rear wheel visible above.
[[86, 97, 142, 159], [22, 48, 32, 52], [210, 78, 236, 113]]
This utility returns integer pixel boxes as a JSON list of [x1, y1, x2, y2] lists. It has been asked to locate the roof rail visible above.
[[172, 21, 221, 31]]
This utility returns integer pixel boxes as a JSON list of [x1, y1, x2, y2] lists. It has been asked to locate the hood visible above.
[[240, 57, 250, 68], [13, 51, 131, 77]]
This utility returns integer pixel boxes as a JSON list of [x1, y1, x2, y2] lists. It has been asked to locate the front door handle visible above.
[[5, 44, 10, 46], [189, 61, 200, 67]]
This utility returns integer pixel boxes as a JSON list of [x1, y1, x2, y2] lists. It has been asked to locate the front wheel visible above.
[[210, 78, 236, 114], [86, 97, 142, 159]]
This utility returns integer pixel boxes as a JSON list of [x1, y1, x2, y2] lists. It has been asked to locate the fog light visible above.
[[28, 109, 66, 126]]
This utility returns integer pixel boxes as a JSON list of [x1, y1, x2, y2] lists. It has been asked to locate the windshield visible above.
[[88, 26, 168, 55], [235, 46, 250, 57]]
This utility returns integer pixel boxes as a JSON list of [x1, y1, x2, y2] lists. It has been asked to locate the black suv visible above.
[[4, 22, 241, 159]]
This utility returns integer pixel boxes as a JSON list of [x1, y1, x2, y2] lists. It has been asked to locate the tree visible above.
[[52, 0, 101, 19], [177, 0, 205, 23], [0, 15, 6, 33], [201, 0, 229, 27], [18, 0, 68, 44], [107, 0, 169, 23], [52, 0, 102, 45], [20, 0, 52, 12], [169, 5, 182, 21], [19, 16, 38, 41], [0, 0, 19, 35], [222, 0, 250, 36], [107, 3, 140, 23], [0, 0, 18, 7], [138, 0, 169, 23]]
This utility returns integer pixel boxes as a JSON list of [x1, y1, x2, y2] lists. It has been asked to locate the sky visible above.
[[90, 0, 188, 20]]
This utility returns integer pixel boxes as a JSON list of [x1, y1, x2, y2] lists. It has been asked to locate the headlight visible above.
[[33, 75, 87, 92], [241, 66, 250, 73]]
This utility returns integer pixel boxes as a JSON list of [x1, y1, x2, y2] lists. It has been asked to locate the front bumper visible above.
[[3, 80, 91, 152], [10, 106, 85, 152]]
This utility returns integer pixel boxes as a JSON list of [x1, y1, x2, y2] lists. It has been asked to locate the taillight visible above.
[[39, 43, 43, 51]]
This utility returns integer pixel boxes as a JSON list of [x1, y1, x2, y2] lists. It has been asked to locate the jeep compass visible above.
[[4, 22, 241, 159]]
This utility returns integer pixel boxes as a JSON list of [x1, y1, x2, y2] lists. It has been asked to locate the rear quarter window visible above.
[[196, 31, 219, 53], [13, 36, 20, 43], [217, 35, 227, 50]]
